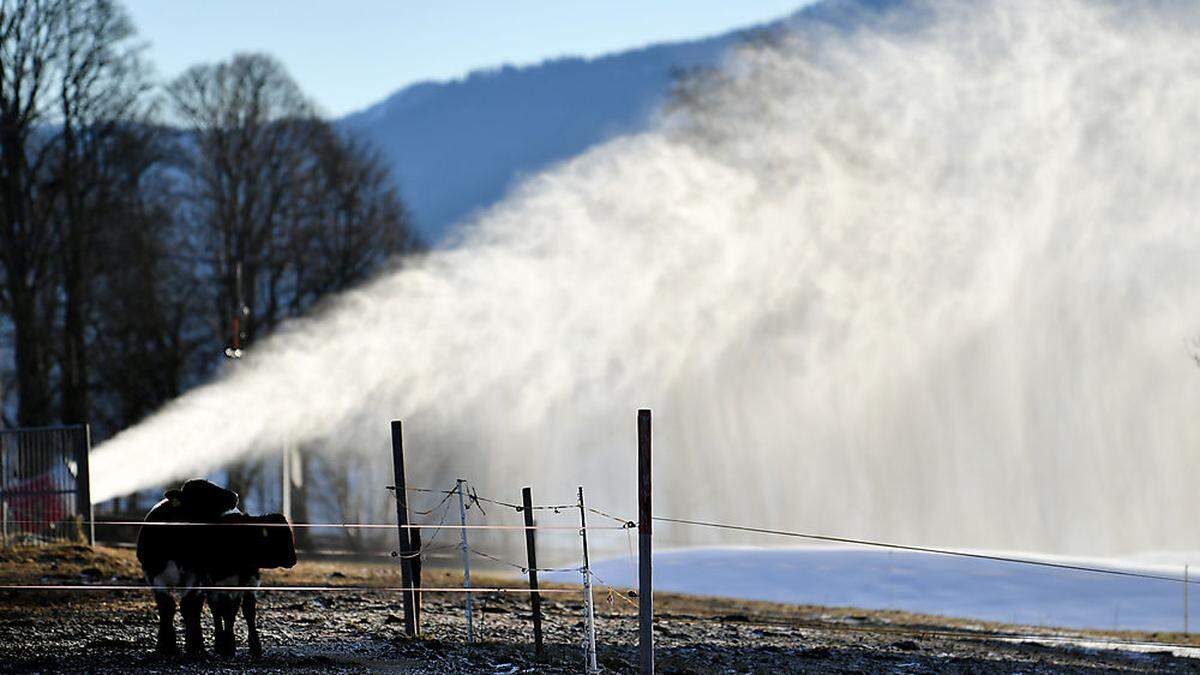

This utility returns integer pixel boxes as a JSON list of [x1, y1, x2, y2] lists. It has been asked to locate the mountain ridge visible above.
[[338, 22, 765, 244], [338, 0, 898, 244]]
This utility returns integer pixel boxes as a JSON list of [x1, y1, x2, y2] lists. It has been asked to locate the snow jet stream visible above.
[[93, 0, 1200, 555]]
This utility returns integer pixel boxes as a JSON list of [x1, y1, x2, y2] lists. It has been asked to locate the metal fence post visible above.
[[578, 486, 600, 675], [457, 479, 475, 643], [1, 431, 8, 546], [638, 409, 654, 674], [77, 425, 94, 546], [281, 443, 292, 522]]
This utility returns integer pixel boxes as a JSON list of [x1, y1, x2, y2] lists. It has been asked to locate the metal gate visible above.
[[0, 425, 93, 546]]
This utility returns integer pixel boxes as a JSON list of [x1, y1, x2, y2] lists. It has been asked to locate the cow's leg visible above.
[[220, 601, 239, 657], [225, 595, 241, 653], [180, 590, 206, 656], [209, 592, 237, 657], [152, 590, 178, 656], [242, 591, 262, 658], [207, 594, 228, 657]]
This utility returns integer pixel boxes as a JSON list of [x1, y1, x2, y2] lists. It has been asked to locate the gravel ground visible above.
[[2, 545, 1199, 673]]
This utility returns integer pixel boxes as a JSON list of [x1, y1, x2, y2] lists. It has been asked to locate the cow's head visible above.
[[181, 478, 239, 514], [253, 512, 297, 569]]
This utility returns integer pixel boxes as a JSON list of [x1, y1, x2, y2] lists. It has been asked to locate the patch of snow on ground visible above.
[[548, 546, 1200, 634]]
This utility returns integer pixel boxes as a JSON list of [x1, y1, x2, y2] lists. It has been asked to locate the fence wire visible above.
[[654, 515, 1200, 585]]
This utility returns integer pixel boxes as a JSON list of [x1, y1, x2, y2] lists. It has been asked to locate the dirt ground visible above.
[[1, 544, 1198, 673]]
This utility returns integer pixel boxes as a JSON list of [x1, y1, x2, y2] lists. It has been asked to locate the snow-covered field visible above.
[[550, 546, 1199, 634]]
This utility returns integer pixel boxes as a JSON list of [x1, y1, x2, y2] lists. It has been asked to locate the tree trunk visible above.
[[59, 124, 90, 426], [61, 257, 89, 424], [11, 285, 53, 427]]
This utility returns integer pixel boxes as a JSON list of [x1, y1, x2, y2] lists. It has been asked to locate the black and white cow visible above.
[[136, 480, 297, 658], [204, 511, 296, 657], [137, 479, 239, 656]]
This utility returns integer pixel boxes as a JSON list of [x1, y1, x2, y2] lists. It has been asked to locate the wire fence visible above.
[[9, 408, 1199, 673], [4, 475, 1199, 664], [3, 481, 1197, 587], [652, 515, 1200, 586], [0, 477, 636, 630], [0, 583, 586, 593], [0, 491, 1193, 587]]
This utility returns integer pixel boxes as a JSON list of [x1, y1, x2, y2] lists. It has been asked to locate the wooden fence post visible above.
[[390, 420, 418, 637], [522, 486, 544, 655]]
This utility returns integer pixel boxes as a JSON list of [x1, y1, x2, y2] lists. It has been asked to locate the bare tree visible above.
[[0, 0, 154, 426], [167, 54, 422, 499], [0, 0, 66, 426], [291, 127, 419, 310], [168, 53, 319, 352], [167, 54, 320, 496], [51, 0, 153, 424], [1, 8, 423, 520], [89, 125, 203, 433]]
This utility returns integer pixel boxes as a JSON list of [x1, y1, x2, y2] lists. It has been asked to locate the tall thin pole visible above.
[[522, 487, 544, 656], [578, 486, 600, 675], [77, 425, 94, 546], [1, 432, 8, 546], [457, 479, 475, 643], [281, 443, 292, 522], [411, 526, 423, 629], [638, 409, 654, 674], [389, 420, 417, 637], [1186, 564, 1190, 635]]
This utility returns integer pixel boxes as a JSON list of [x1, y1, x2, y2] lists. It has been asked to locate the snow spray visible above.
[[92, 0, 1200, 555]]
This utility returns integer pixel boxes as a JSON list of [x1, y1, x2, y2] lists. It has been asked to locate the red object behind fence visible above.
[[5, 467, 73, 534]]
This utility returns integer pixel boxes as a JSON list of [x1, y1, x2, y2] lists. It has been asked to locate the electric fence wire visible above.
[[448, 479, 587, 575], [395, 491, 458, 561], [459, 492, 575, 514], [652, 609, 1200, 656], [388, 485, 582, 515], [585, 506, 636, 528], [468, 546, 582, 574], [49, 520, 624, 530], [0, 583, 586, 594], [20, 510, 1191, 579], [654, 515, 1200, 585], [31, 481, 1197, 607], [587, 569, 638, 610], [4, 578, 1198, 657], [405, 482, 460, 516]]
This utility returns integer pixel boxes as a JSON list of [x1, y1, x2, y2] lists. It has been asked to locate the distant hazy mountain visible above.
[[339, 30, 757, 244], [339, 0, 900, 245]]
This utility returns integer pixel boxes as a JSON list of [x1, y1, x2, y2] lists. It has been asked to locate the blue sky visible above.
[[123, 1, 809, 117]]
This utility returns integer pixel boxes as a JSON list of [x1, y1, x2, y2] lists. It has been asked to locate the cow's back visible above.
[[136, 481, 240, 581], [137, 498, 192, 580]]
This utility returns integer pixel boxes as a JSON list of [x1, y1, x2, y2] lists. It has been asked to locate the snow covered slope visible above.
[[549, 547, 1199, 633]]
